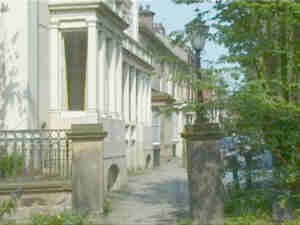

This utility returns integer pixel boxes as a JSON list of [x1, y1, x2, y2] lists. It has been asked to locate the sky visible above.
[[140, 0, 228, 68]]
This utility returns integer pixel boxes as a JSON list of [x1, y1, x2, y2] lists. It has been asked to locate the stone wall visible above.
[[102, 118, 128, 193], [0, 182, 71, 224]]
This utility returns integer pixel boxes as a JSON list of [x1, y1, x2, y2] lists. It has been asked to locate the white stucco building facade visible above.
[[0, 0, 194, 191]]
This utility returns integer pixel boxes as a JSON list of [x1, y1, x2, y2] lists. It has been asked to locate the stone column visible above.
[[67, 124, 107, 214], [87, 21, 98, 113], [98, 31, 106, 117], [181, 123, 225, 225], [116, 41, 123, 120], [49, 23, 59, 112], [123, 63, 130, 122], [141, 76, 146, 123], [109, 39, 116, 118], [146, 78, 151, 126], [136, 73, 141, 123], [131, 67, 137, 123]]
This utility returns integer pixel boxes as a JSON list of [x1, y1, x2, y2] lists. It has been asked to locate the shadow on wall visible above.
[[107, 164, 120, 192], [145, 154, 151, 169], [0, 4, 27, 130]]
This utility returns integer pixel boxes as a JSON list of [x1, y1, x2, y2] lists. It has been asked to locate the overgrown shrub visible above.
[[31, 210, 91, 225], [224, 187, 275, 217], [0, 199, 15, 219], [0, 189, 23, 220], [0, 152, 23, 177], [103, 199, 112, 215]]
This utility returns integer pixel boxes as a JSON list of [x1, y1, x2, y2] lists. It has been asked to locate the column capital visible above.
[[49, 23, 59, 29], [86, 19, 97, 26]]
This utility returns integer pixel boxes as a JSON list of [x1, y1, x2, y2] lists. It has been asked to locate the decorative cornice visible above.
[[48, 0, 129, 31], [123, 48, 154, 72], [139, 23, 189, 65]]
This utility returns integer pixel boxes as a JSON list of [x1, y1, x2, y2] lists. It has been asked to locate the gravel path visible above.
[[98, 159, 189, 225]]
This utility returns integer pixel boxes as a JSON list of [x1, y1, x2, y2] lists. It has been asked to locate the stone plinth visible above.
[[66, 124, 107, 215], [182, 122, 225, 225]]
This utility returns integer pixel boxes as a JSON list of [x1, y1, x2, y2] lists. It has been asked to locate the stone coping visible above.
[[181, 123, 224, 141], [66, 124, 108, 141], [0, 181, 72, 195]]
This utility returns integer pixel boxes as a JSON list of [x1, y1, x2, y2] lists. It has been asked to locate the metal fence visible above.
[[0, 129, 71, 182]]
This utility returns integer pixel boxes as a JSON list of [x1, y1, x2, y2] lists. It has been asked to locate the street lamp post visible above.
[[191, 24, 209, 124], [181, 23, 225, 225]]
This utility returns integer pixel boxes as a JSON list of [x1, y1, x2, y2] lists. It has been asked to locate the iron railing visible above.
[[0, 129, 71, 182]]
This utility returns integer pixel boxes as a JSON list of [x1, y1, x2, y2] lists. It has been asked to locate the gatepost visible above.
[[182, 122, 225, 225], [67, 124, 107, 215]]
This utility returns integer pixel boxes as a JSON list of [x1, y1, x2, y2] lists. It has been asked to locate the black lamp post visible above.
[[190, 24, 209, 124]]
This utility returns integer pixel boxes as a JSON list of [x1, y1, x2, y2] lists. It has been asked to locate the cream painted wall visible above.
[[0, 0, 30, 129], [0, 0, 50, 130], [38, 0, 50, 129]]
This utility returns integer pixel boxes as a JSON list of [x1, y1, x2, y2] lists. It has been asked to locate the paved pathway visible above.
[[98, 159, 189, 225]]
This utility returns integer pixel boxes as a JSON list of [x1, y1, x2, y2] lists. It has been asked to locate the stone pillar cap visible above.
[[181, 122, 224, 141], [66, 123, 107, 140]]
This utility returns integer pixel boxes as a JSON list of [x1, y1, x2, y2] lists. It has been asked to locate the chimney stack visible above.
[[139, 4, 155, 30]]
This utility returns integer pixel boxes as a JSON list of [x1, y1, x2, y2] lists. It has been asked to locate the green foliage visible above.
[[103, 199, 112, 215], [31, 210, 91, 225], [0, 152, 24, 178], [0, 199, 15, 219], [0, 189, 23, 220], [225, 187, 274, 217], [177, 216, 300, 225], [178, 218, 193, 225]]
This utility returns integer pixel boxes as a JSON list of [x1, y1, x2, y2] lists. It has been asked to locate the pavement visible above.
[[98, 159, 189, 225]]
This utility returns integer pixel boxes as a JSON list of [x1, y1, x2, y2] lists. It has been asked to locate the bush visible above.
[[0, 152, 23, 177], [0, 189, 23, 219], [0, 199, 15, 219], [31, 210, 91, 225], [224, 187, 274, 217], [103, 199, 112, 215]]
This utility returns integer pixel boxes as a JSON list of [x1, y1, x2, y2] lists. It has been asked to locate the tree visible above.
[[171, 0, 300, 218]]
